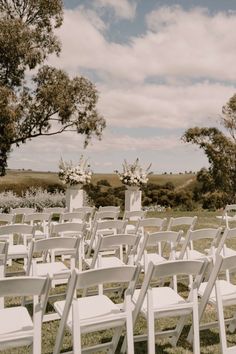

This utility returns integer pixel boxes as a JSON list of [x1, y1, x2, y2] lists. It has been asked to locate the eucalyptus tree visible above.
[[182, 94, 236, 205], [0, 0, 106, 175]]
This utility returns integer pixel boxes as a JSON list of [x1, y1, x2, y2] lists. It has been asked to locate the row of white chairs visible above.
[[2, 251, 236, 354]]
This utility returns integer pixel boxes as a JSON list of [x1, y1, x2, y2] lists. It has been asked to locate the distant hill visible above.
[[0, 169, 196, 193]]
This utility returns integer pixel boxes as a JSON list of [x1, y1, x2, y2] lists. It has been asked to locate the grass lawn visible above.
[[3, 210, 236, 353]]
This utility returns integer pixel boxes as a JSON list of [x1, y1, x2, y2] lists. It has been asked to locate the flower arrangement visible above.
[[115, 158, 152, 187], [58, 156, 92, 186]]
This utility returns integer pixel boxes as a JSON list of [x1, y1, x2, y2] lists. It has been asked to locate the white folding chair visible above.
[[135, 230, 183, 272], [134, 217, 167, 236], [216, 204, 236, 229], [86, 219, 127, 257], [22, 212, 51, 243], [167, 216, 198, 248], [0, 224, 35, 268], [26, 237, 80, 284], [43, 207, 67, 225], [86, 233, 141, 269], [177, 227, 222, 261], [10, 207, 36, 223], [50, 222, 86, 269], [73, 206, 95, 230], [0, 275, 51, 353], [123, 210, 147, 233], [53, 265, 140, 354], [127, 259, 207, 354], [186, 254, 236, 353]]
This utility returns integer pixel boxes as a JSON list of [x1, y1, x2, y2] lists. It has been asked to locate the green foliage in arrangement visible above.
[[0, 0, 106, 176]]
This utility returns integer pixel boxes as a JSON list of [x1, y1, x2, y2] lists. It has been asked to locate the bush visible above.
[[0, 188, 65, 212]]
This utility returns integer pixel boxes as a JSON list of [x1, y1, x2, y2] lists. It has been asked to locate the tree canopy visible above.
[[182, 95, 236, 206], [0, 0, 106, 176]]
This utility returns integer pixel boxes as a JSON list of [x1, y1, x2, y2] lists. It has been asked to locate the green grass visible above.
[[3, 210, 236, 354]]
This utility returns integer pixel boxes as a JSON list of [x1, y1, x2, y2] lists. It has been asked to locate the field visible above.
[[0, 170, 196, 192]]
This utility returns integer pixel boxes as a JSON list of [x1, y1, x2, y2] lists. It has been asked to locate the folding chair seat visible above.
[[22, 212, 51, 243], [10, 207, 36, 223], [26, 237, 81, 288], [0, 224, 35, 269], [125, 259, 207, 354], [53, 265, 140, 354], [85, 233, 141, 269], [0, 275, 51, 353], [135, 230, 183, 272]]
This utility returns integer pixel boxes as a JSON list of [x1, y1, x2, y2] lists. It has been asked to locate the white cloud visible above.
[[93, 0, 136, 20], [98, 81, 235, 129], [50, 6, 236, 83]]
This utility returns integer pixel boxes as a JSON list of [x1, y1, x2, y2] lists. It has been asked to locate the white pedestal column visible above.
[[66, 186, 84, 212], [125, 186, 142, 211]]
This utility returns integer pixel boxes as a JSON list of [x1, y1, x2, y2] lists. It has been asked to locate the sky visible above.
[[8, 0, 236, 174]]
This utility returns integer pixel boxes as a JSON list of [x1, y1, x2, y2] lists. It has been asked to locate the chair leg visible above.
[[192, 291, 200, 354], [215, 282, 228, 353], [147, 288, 155, 354], [108, 327, 123, 354], [126, 311, 134, 354]]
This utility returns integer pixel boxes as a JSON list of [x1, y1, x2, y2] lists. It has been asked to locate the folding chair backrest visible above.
[[0, 275, 50, 297], [50, 222, 85, 237], [179, 228, 222, 259], [0, 224, 35, 236], [91, 233, 140, 268], [10, 207, 36, 223], [95, 219, 127, 233], [76, 265, 138, 289], [0, 213, 14, 224], [123, 210, 146, 221], [135, 230, 182, 264], [59, 212, 86, 223], [31, 236, 80, 253], [135, 217, 167, 234], [93, 210, 120, 222], [167, 216, 197, 231], [23, 212, 50, 223], [98, 206, 120, 213]]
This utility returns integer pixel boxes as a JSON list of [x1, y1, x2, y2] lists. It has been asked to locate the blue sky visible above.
[[9, 0, 236, 173]]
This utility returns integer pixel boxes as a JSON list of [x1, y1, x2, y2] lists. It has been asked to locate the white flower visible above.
[[115, 158, 152, 187], [58, 156, 92, 186]]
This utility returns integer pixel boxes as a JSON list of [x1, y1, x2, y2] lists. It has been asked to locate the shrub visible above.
[[0, 188, 65, 212]]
